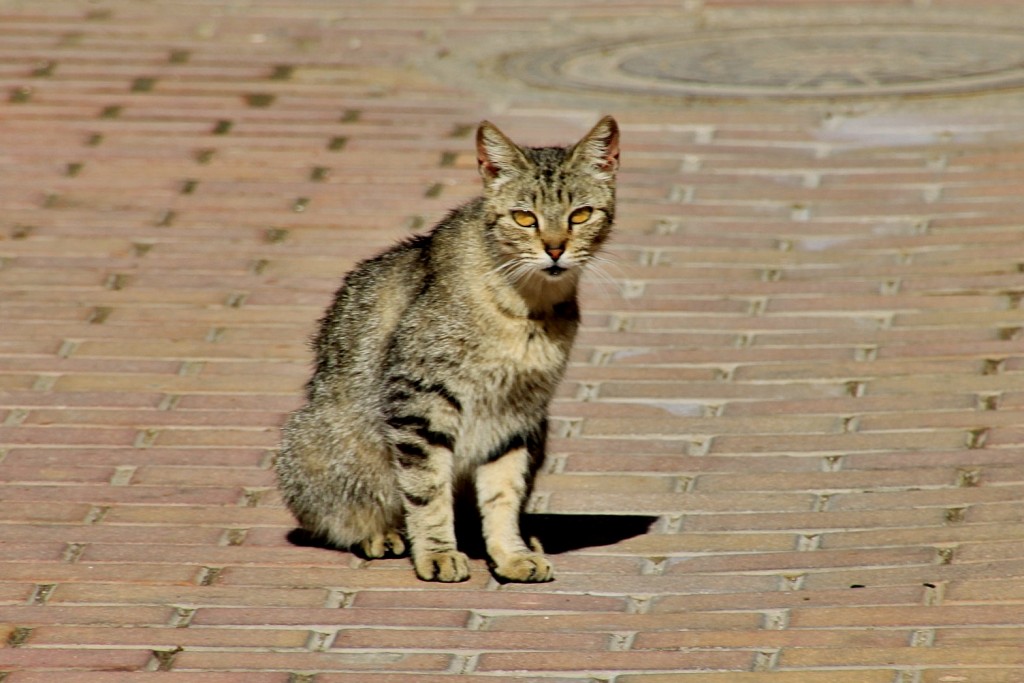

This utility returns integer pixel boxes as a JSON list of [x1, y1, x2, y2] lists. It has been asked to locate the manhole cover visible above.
[[503, 25, 1024, 99]]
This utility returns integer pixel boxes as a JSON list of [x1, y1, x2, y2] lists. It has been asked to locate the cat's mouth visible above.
[[543, 265, 568, 277]]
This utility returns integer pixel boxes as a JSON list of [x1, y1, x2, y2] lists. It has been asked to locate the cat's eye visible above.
[[511, 210, 537, 228], [569, 207, 593, 225]]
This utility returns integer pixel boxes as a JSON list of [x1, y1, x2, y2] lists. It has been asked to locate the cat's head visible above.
[[475, 116, 619, 286]]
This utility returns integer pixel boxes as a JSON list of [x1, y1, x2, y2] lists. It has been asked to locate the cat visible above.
[[275, 116, 619, 582]]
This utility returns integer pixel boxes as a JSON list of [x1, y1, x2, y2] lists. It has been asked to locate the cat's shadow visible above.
[[519, 513, 657, 555], [286, 509, 656, 560]]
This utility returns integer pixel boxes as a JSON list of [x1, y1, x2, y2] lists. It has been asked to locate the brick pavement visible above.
[[3, 1, 1024, 681]]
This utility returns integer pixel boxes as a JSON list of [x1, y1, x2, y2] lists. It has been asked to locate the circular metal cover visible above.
[[502, 26, 1024, 99]]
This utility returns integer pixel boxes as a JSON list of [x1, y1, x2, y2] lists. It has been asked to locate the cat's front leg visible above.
[[476, 446, 554, 583], [389, 417, 470, 582], [398, 458, 469, 581]]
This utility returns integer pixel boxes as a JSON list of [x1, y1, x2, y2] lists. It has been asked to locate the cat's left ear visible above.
[[476, 121, 530, 188], [570, 115, 620, 179]]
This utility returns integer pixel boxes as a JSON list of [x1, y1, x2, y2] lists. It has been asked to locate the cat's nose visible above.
[[545, 246, 564, 261]]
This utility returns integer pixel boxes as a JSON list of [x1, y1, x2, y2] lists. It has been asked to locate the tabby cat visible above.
[[275, 116, 619, 582]]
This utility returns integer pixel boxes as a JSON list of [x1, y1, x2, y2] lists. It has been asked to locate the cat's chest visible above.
[[490, 314, 575, 371], [459, 318, 570, 435]]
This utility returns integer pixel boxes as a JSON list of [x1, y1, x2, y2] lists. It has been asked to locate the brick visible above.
[[552, 401, 698, 420], [4, 447, 270, 468], [536, 473, 677, 494], [30, 625, 309, 648], [935, 538, 1024, 563], [780, 646, 1024, 667], [580, 414, 839, 437], [551, 437, 687, 457], [130, 466, 276, 488], [6, 675, 289, 683], [0, 484, 242, 506], [719, 392, 977, 417], [0, 583, 35, 602], [334, 628, 609, 651], [0, 374, 38, 390], [217, 564, 493, 590], [0, 426, 139, 446], [789, 604, 1024, 629], [650, 584, 926, 614], [476, 649, 753, 673], [50, 584, 330, 608], [0, 562, 199, 585], [692, 468, 955, 492], [0, 542, 65, 561], [172, 651, 452, 672], [844, 449, 1024, 471], [549, 553, 649, 574], [609, 531, 798, 555], [682, 507, 948, 532], [633, 627, 911, 651], [21, 407, 285, 429], [0, 524, 224, 544], [559, 452, 823, 474], [0, 648, 153, 670], [0, 501, 94, 524], [859, 409, 1024, 432], [173, 394, 303, 412], [617, 675, 894, 683], [74, 339, 307, 360], [0, 605, 176, 627], [946, 577, 1024, 602], [709, 430, 969, 455], [820, 524, 1024, 550], [799, 557, 1024, 591], [147, 427, 280, 449], [933, 627, 1024, 646], [317, 677, 586, 683], [666, 546, 936, 574], [50, 373, 304, 394], [317, 677, 589, 683], [486, 610, 762, 633], [920, 672, 1024, 683], [191, 607, 470, 629], [0, 463, 117, 484], [545, 491, 816, 515], [829, 485, 1024, 511], [101, 505, 293, 527], [349, 589, 626, 613], [78, 543, 356, 567]]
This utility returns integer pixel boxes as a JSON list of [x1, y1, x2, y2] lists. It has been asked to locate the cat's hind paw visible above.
[[493, 552, 554, 583], [413, 550, 471, 582], [359, 531, 406, 559]]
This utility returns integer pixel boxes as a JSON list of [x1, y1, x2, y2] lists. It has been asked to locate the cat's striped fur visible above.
[[275, 116, 619, 582]]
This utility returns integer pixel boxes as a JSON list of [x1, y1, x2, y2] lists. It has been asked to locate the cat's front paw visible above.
[[413, 550, 471, 582], [493, 553, 554, 583]]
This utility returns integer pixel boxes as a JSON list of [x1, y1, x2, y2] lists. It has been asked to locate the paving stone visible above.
[[3, 0, 1024, 679]]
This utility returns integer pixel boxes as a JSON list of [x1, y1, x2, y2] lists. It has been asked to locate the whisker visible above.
[[589, 253, 629, 281], [505, 261, 535, 286], [491, 258, 526, 281], [491, 259, 518, 275], [582, 259, 621, 299]]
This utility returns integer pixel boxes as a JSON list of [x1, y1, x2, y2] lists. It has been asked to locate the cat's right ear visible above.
[[569, 115, 620, 180], [476, 121, 529, 188]]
